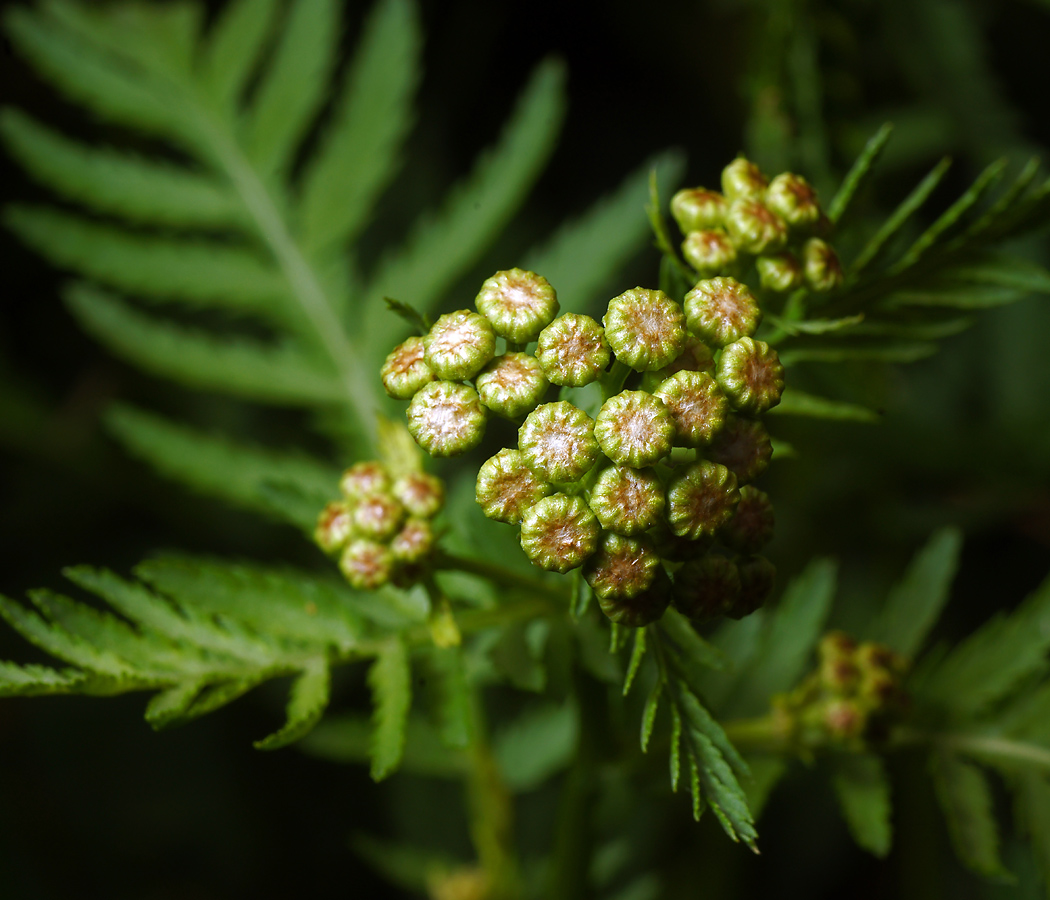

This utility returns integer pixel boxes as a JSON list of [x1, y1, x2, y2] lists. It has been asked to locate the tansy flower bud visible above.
[[340, 461, 391, 499], [407, 381, 487, 457], [424, 310, 496, 381], [654, 370, 729, 447], [587, 464, 665, 536], [671, 187, 729, 232], [729, 554, 775, 619], [756, 251, 804, 293], [649, 335, 716, 381], [855, 642, 907, 678], [390, 517, 434, 564], [672, 554, 741, 621], [519, 493, 600, 573], [603, 288, 687, 372], [666, 460, 740, 540], [706, 415, 772, 484], [584, 532, 662, 602], [381, 336, 435, 399], [392, 472, 444, 519], [765, 172, 822, 229], [518, 401, 600, 484], [721, 157, 769, 201], [351, 491, 404, 541], [594, 390, 675, 468], [475, 268, 560, 343], [475, 352, 549, 418], [717, 337, 786, 414], [822, 698, 866, 741], [720, 485, 775, 553], [598, 573, 672, 627], [339, 539, 395, 590], [536, 313, 610, 387], [475, 449, 553, 524], [801, 238, 844, 292], [315, 501, 354, 553], [683, 277, 761, 348], [725, 198, 788, 255], [681, 229, 738, 277]]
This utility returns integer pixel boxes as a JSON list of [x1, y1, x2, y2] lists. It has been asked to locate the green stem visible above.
[[434, 552, 570, 602], [891, 728, 1050, 771]]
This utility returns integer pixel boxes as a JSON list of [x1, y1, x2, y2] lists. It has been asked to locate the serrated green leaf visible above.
[[145, 679, 205, 729], [943, 255, 1050, 295], [623, 627, 647, 697], [658, 608, 726, 688], [255, 657, 331, 750], [383, 297, 431, 335], [369, 638, 411, 781], [828, 123, 893, 224], [641, 679, 661, 752], [765, 313, 865, 336], [962, 157, 1042, 240], [779, 342, 938, 364], [201, 0, 280, 113], [868, 527, 962, 657], [848, 317, 974, 340], [1012, 771, 1050, 892], [831, 754, 893, 857], [688, 752, 704, 822], [769, 388, 880, 423], [931, 751, 1007, 877], [669, 703, 682, 792], [494, 701, 578, 792], [427, 647, 471, 750], [0, 660, 87, 696], [886, 285, 1027, 310]]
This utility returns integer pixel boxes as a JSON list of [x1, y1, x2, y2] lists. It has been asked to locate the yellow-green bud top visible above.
[[587, 464, 666, 536], [475, 352, 549, 418], [716, 337, 786, 414], [407, 381, 487, 457], [666, 460, 740, 540], [535, 313, 610, 387], [654, 370, 729, 447], [475, 268, 560, 343], [381, 336, 436, 400], [603, 288, 687, 372], [682, 229, 738, 277], [594, 390, 675, 468], [671, 187, 729, 232], [424, 310, 496, 380], [475, 449, 553, 524], [684, 276, 761, 348], [519, 493, 600, 573], [518, 401, 600, 484]]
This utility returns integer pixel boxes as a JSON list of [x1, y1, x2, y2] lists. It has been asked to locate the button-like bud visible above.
[[801, 238, 844, 292], [351, 491, 404, 541], [475, 352, 549, 418], [765, 172, 822, 229], [407, 381, 487, 457], [475, 448, 553, 524], [706, 415, 772, 484], [666, 460, 740, 540], [587, 464, 665, 536], [315, 500, 354, 553], [717, 337, 785, 414], [519, 493, 600, 573], [756, 251, 803, 293], [390, 517, 435, 564], [424, 310, 496, 381], [594, 390, 675, 468], [649, 335, 716, 381], [475, 268, 560, 343], [683, 277, 761, 348], [584, 532, 662, 602], [339, 539, 394, 590], [720, 485, 775, 553], [725, 199, 788, 255], [381, 336, 435, 399], [518, 401, 600, 484], [672, 554, 741, 621], [535, 313, 610, 387], [597, 572, 671, 627], [681, 229, 738, 277], [654, 370, 729, 447], [670, 187, 729, 232], [729, 554, 775, 619], [603, 288, 687, 372], [721, 157, 769, 201], [392, 472, 444, 519], [822, 698, 867, 741], [340, 461, 391, 500]]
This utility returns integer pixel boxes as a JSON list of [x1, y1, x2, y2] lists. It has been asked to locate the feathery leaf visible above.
[[369, 637, 412, 781], [828, 123, 894, 224], [931, 751, 1007, 877], [254, 657, 332, 750], [769, 389, 880, 423], [831, 754, 893, 857], [201, 0, 281, 113]]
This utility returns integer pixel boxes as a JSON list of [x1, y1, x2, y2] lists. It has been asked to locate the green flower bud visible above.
[[756, 251, 803, 293], [670, 187, 728, 232], [475, 352, 549, 418], [594, 390, 675, 468], [519, 492, 600, 573], [820, 654, 861, 695], [381, 336, 436, 399], [407, 381, 487, 457], [764, 172, 822, 229], [654, 370, 729, 447], [475, 268, 560, 343], [597, 572, 672, 627], [672, 554, 741, 621], [729, 554, 775, 619], [587, 464, 666, 536], [681, 229, 738, 276], [476, 448, 553, 524], [603, 288, 687, 372], [584, 532, 662, 601], [518, 401, 600, 484], [340, 461, 391, 500], [351, 491, 405, 541], [535, 313, 610, 387], [649, 334, 716, 381], [339, 538, 394, 590], [424, 310, 496, 381], [820, 631, 858, 660], [315, 501, 354, 554], [822, 698, 866, 741], [725, 198, 788, 255], [717, 337, 785, 414], [720, 485, 775, 553], [392, 472, 445, 519], [706, 415, 772, 484], [801, 238, 844, 292], [683, 277, 761, 348], [666, 460, 739, 540], [390, 517, 435, 564], [721, 157, 769, 201]]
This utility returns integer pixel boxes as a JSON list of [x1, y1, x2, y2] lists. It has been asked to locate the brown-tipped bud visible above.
[[684, 277, 761, 348], [820, 630, 858, 662], [729, 554, 776, 619], [672, 554, 741, 621], [822, 698, 867, 741], [390, 517, 435, 564], [475, 268, 560, 343], [424, 310, 496, 381], [315, 501, 354, 554], [801, 238, 844, 292], [351, 491, 405, 541], [820, 655, 861, 694], [584, 532, 662, 601], [519, 493, 600, 573], [594, 390, 675, 468], [756, 251, 804, 293], [406, 381, 487, 457], [339, 539, 395, 590], [340, 461, 391, 500], [706, 415, 772, 485], [721, 158, 769, 201], [716, 337, 785, 414], [518, 401, 600, 484], [765, 172, 823, 229], [666, 460, 740, 541], [475, 352, 549, 419], [682, 229, 738, 277], [603, 288, 687, 372], [475, 448, 553, 524], [392, 472, 445, 519], [725, 199, 789, 255], [587, 464, 666, 536], [671, 187, 729, 232], [381, 336, 436, 400], [720, 485, 775, 553], [535, 313, 611, 387], [650, 335, 716, 381], [654, 370, 729, 447]]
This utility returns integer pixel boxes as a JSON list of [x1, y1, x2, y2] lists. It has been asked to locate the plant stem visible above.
[[891, 727, 1050, 771], [434, 552, 570, 602]]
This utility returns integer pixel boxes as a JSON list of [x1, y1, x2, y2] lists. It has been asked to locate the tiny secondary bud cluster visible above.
[[314, 461, 444, 591]]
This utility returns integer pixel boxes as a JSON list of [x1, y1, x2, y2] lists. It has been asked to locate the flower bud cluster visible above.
[[671, 158, 843, 294], [314, 461, 444, 591]]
